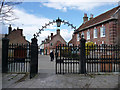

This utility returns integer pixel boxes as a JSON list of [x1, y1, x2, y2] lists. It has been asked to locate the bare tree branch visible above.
[[0, 0, 22, 23]]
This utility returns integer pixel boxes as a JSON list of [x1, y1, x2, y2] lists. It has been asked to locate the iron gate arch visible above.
[[30, 17, 77, 78], [33, 17, 77, 38]]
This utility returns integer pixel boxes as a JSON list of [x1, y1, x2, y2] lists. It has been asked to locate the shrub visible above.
[[85, 42, 96, 55]]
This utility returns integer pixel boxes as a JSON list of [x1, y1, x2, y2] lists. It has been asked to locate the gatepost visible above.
[[80, 36, 86, 74], [2, 38, 9, 73], [30, 36, 38, 78]]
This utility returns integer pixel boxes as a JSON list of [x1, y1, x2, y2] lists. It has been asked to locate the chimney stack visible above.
[[72, 34, 74, 38], [48, 35, 50, 40], [57, 29, 60, 35], [18, 28, 23, 36], [42, 41, 44, 44], [8, 24, 12, 34], [51, 33, 53, 40], [90, 14, 93, 20], [83, 13, 88, 23]]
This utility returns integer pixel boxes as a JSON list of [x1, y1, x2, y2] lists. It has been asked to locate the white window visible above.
[[77, 34, 79, 41], [94, 27, 97, 38], [100, 25, 105, 37], [102, 41, 104, 44], [81, 32, 84, 38], [87, 30, 90, 40], [69, 43, 72, 46]]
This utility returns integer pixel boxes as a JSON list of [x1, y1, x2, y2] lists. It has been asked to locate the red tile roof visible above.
[[76, 6, 120, 32]]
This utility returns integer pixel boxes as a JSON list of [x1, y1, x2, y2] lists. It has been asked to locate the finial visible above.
[[9, 24, 11, 27], [33, 34, 36, 38]]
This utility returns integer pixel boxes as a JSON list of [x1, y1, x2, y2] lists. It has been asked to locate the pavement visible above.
[[2, 55, 120, 89]]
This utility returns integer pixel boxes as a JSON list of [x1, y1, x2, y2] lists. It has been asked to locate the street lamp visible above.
[[56, 17, 62, 27]]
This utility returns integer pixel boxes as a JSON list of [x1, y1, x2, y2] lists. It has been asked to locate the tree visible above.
[[0, 0, 22, 23], [85, 42, 96, 55]]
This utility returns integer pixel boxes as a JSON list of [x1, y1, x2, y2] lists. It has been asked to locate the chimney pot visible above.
[[8, 24, 12, 34], [90, 14, 93, 20], [17, 27, 19, 30], [51, 33, 53, 40], [83, 13, 88, 23], [84, 13, 87, 17], [48, 35, 50, 40], [57, 29, 60, 35]]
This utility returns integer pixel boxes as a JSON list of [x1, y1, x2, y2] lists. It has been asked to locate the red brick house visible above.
[[43, 29, 66, 55], [5, 25, 29, 45], [5, 25, 29, 59], [72, 6, 120, 45]]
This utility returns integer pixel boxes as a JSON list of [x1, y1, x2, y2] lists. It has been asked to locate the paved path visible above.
[[2, 55, 120, 88], [38, 55, 55, 73], [3, 73, 120, 88]]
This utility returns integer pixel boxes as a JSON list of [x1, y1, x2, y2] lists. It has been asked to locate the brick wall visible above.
[[73, 20, 118, 45], [117, 8, 120, 45]]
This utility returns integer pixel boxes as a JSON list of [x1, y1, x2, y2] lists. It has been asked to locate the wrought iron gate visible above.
[[2, 37, 38, 79], [56, 44, 81, 74]]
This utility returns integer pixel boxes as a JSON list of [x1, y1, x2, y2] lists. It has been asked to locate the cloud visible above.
[[60, 29, 74, 42], [7, 8, 73, 44], [39, 0, 119, 11]]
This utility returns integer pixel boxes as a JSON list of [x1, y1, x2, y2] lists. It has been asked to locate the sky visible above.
[[1, 0, 119, 45]]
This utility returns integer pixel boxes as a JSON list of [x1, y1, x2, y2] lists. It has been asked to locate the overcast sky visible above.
[[1, 0, 119, 45]]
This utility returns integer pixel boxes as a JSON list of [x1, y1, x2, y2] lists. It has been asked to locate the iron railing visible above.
[[8, 44, 31, 73], [86, 44, 120, 73]]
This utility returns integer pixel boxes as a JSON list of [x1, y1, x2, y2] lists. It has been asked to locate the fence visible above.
[[86, 44, 120, 73], [2, 37, 38, 79], [56, 43, 120, 74], [56, 44, 80, 74], [8, 44, 31, 73]]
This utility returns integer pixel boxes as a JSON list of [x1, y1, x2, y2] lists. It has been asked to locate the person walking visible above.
[[50, 50, 54, 61]]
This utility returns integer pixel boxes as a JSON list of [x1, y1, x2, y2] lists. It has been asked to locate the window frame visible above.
[[94, 27, 97, 38], [100, 25, 105, 37], [51, 43, 53, 46], [87, 30, 90, 40], [81, 32, 84, 38], [77, 34, 79, 41]]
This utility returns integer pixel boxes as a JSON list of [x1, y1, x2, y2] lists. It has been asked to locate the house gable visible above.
[[5, 26, 28, 45]]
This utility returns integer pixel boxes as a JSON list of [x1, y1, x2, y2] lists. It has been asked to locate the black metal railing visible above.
[[86, 44, 120, 73], [56, 44, 80, 74], [8, 44, 31, 73], [56, 44, 120, 74]]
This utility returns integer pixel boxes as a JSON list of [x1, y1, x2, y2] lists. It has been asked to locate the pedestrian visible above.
[[50, 50, 54, 61]]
